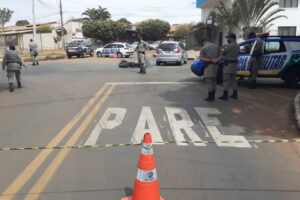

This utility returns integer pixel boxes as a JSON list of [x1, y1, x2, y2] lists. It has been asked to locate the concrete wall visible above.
[[22, 32, 58, 50], [269, 1, 300, 35]]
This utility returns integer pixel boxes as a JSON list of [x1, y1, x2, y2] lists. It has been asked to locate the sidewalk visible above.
[[0, 50, 66, 63], [293, 93, 300, 132]]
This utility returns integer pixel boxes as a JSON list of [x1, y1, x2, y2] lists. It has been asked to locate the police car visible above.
[[237, 35, 300, 87], [191, 35, 300, 87], [96, 42, 134, 58]]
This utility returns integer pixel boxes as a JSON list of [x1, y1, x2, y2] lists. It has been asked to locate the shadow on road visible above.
[[158, 77, 299, 140]]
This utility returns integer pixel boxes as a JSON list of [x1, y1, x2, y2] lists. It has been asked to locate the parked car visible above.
[[149, 41, 161, 50], [65, 41, 94, 59], [131, 42, 139, 50], [96, 43, 134, 58], [156, 41, 188, 66], [191, 35, 300, 88], [236, 35, 300, 87]]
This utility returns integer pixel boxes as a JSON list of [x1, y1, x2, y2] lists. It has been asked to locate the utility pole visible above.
[[32, 0, 36, 41], [59, 0, 65, 48]]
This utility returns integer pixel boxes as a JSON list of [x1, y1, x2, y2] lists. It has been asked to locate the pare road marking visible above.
[[85, 106, 251, 148]]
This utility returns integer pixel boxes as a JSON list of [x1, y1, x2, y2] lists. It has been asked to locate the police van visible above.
[[237, 35, 300, 87], [96, 42, 134, 58]]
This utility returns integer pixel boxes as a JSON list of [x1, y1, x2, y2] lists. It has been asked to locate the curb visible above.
[[293, 93, 300, 132], [23, 54, 66, 62]]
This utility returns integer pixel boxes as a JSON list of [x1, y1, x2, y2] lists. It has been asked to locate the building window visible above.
[[278, 26, 297, 36], [279, 0, 298, 8]]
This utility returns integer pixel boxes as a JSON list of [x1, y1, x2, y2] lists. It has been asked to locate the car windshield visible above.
[[125, 44, 131, 48], [159, 43, 177, 51], [68, 42, 80, 47]]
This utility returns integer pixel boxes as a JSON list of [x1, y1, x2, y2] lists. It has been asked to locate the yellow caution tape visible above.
[[0, 139, 299, 151]]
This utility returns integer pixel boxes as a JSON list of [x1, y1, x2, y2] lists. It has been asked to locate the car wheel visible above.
[[82, 52, 87, 58], [285, 68, 300, 88], [97, 52, 102, 57], [67, 54, 72, 59], [117, 52, 123, 58], [184, 58, 187, 64], [177, 60, 183, 66], [125, 55, 130, 58], [156, 61, 160, 66], [77, 55, 80, 58]]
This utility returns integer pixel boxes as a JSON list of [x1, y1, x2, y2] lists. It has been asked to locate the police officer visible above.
[[29, 39, 39, 65], [199, 39, 221, 102], [248, 32, 263, 89], [2, 46, 23, 92], [218, 33, 240, 100], [136, 37, 147, 74]]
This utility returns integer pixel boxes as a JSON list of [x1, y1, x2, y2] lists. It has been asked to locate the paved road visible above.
[[0, 57, 299, 200]]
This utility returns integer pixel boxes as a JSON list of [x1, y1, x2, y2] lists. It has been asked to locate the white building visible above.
[[196, 0, 300, 37], [0, 20, 84, 51]]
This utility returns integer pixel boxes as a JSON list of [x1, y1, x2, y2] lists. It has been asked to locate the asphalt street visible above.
[[0, 56, 299, 200]]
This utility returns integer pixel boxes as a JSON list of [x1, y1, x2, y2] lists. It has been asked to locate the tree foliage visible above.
[[136, 19, 170, 41], [173, 24, 193, 39], [36, 25, 52, 33], [210, 0, 286, 36], [15, 20, 30, 26], [82, 21, 127, 43], [82, 6, 111, 22], [116, 18, 132, 29], [0, 7, 13, 27]]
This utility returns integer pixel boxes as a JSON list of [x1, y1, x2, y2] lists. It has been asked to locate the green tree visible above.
[[15, 20, 30, 26], [136, 19, 170, 41], [209, 1, 239, 32], [173, 24, 193, 39], [210, 0, 286, 37], [116, 18, 132, 29], [82, 6, 111, 22], [0, 8, 13, 28], [36, 25, 52, 33], [96, 6, 111, 21], [236, 0, 286, 35], [82, 21, 126, 43], [53, 27, 67, 49]]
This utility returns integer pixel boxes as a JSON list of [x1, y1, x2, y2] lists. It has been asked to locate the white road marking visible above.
[[165, 107, 206, 146], [195, 108, 251, 148], [131, 107, 163, 144], [85, 108, 127, 145]]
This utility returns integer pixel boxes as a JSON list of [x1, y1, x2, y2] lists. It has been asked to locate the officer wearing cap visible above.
[[199, 39, 221, 102], [29, 39, 39, 66], [136, 37, 147, 74], [248, 32, 263, 89], [218, 33, 240, 100], [2, 46, 23, 92]]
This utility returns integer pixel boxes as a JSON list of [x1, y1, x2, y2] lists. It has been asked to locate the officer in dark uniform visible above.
[[2, 46, 23, 92], [136, 37, 147, 74], [200, 39, 221, 102], [248, 32, 263, 89], [218, 33, 240, 100]]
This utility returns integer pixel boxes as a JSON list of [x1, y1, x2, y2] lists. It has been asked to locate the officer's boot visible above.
[[230, 90, 238, 99], [212, 90, 216, 101], [36, 61, 39, 65], [9, 83, 14, 92], [218, 90, 228, 100], [204, 92, 214, 102], [249, 80, 256, 89], [18, 81, 22, 88]]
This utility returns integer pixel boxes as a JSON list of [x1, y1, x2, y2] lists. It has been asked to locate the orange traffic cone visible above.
[[121, 133, 164, 200]]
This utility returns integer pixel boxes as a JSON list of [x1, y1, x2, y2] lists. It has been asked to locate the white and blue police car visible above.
[[191, 35, 300, 87], [96, 42, 134, 58], [238, 35, 300, 87]]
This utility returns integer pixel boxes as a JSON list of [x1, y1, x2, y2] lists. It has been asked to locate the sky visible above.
[[1, 0, 202, 26]]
